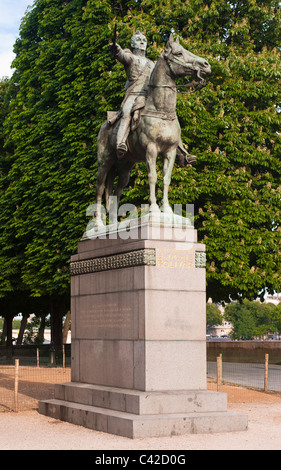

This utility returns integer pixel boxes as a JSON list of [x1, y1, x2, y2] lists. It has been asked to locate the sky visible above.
[[0, 0, 35, 78]]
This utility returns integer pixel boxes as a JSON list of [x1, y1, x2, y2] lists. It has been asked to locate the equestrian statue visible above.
[[94, 31, 211, 225]]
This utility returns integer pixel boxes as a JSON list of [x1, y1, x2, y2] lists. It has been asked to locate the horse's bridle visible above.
[[164, 52, 206, 93]]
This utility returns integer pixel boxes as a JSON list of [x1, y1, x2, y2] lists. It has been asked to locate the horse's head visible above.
[[163, 34, 211, 83]]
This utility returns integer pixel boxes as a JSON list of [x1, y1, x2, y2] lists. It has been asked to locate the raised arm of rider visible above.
[[109, 44, 133, 65]]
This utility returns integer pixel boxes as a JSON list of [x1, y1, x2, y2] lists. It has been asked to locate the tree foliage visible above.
[[0, 0, 280, 318], [225, 299, 279, 339], [206, 302, 222, 328]]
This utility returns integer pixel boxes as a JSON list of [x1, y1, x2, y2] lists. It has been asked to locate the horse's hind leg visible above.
[[115, 160, 135, 207], [105, 166, 116, 213], [95, 158, 113, 225]]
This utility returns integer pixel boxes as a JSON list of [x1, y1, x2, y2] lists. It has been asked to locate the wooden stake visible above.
[[63, 344, 65, 369], [217, 354, 222, 392], [264, 353, 269, 392], [14, 359, 19, 412]]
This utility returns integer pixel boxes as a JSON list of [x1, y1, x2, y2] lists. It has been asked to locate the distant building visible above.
[[208, 320, 233, 337], [263, 295, 281, 306], [207, 301, 233, 337]]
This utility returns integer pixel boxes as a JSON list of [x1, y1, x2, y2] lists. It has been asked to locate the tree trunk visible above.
[[16, 313, 29, 345], [37, 315, 46, 344], [5, 314, 13, 360], [62, 310, 71, 344], [50, 300, 63, 354], [0, 317, 7, 345]]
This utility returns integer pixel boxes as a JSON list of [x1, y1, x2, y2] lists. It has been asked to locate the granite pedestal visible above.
[[39, 215, 247, 438]]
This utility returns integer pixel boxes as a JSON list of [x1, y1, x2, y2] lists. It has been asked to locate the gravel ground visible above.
[[1, 401, 281, 450], [1, 366, 281, 450]]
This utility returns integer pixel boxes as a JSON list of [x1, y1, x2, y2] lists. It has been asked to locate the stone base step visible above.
[[53, 382, 228, 415], [39, 397, 248, 439]]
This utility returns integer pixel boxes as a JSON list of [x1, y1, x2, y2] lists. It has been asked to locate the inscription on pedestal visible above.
[[157, 248, 193, 268], [80, 303, 133, 329], [80, 304, 132, 328]]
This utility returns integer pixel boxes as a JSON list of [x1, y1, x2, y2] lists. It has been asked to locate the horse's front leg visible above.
[[145, 143, 159, 213], [162, 149, 177, 214], [95, 159, 112, 226]]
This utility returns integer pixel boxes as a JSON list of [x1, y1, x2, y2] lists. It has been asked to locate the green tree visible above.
[[225, 299, 277, 339], [0, 78, 31, 354], [0, 0, 281, 355], [269, 303, 281, 335], [120, 0, 281, 302], [206, 302, 222, 328], [232, 308, 257, 340]]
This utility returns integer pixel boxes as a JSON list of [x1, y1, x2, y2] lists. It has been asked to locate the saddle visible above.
[[106, 101, 196, 167]]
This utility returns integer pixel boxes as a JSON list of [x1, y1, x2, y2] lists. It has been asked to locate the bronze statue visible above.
[[110, 31, 155, 159], [95, 33, 211, 225]]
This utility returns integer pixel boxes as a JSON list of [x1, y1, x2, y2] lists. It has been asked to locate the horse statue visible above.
[[94, 34, 211, 226]]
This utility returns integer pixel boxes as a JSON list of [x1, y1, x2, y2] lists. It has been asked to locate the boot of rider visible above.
[[177, 137, 197, 165], [116, 117, 131, 159]]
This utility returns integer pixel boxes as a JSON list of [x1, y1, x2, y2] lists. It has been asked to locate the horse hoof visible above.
[[161, 204, 173, 215], [149, 203, 160, 214], [93, 217, 105, 229]]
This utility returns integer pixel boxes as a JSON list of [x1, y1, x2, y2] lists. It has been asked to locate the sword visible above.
[[110, 24, 118, 59], [113, 24, 117, 47]]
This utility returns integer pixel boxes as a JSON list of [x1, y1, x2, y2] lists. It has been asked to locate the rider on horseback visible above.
[[109, 31, 155, 159], [109, 30, 196, 165]]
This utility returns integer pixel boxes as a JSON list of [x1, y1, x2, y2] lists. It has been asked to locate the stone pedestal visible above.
[[39, 215, 247, 438]]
